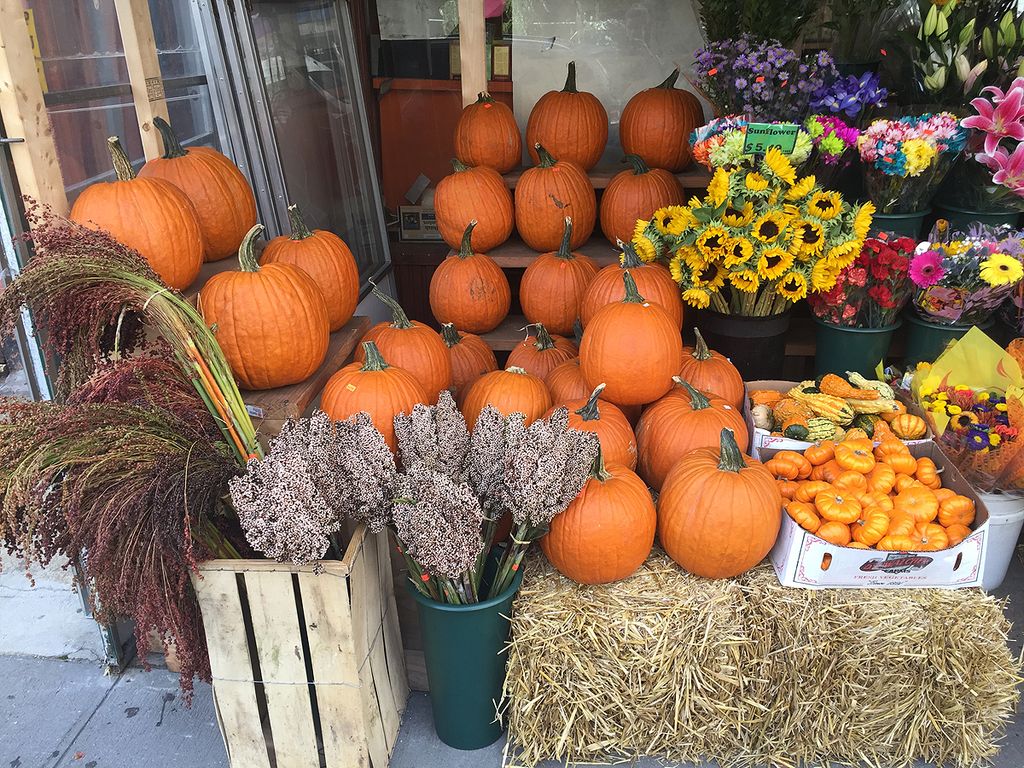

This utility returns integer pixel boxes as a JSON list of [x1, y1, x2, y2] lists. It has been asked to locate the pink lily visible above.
[[982, 77, 1024, 102], [990, 142, 1024, 197], [963, 86, 1024, 155], [975, 147, 1007, 173]]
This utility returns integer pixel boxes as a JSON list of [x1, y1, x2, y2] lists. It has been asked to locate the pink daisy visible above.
[[909, 251, 945, 288]]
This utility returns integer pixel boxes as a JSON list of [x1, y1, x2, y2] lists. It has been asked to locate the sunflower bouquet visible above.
[[631, 147, 875, 317], [691, 116, 813, 171]]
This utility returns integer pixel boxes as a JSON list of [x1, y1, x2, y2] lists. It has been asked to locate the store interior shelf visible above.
[[503, 165, 710, 190], [452, 235, 620, 268]]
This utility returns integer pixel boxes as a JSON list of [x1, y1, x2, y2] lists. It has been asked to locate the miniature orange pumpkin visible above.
[[893, 486, 939, 523], [914, 456, 942, 489], [875, 440, 918, 475], [890, 413, 927, 440], [804, 442, 836, 467], [779, 480, 801, 500], [764, 451, 813, 481], [893, 474, 920, 493], [911, 522, 949, 551], [938, 495, 976, 527], [876, 534, 917, 551], [786, 501, 821, 533], [816, 520, 852, 546], [833, 470, 868, 495], [865, 463, 897, 494], [945, 523, 972, 546], [887, 511, 917, 537], [835, 439, 876, 474], [794, 480, 833, 503], [852, 508, 890, 546], [815, 490, 862, 524]]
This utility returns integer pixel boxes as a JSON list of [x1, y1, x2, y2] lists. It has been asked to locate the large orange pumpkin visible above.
[[580, 243, 683, 328], [520, 217, 598, 335], [435, 159, 514, 253], [356, 287, 452, 403], [545, 358, 591, 404], [441, 323, 498, 405], [657, 428, 782, 579], [454, 91, 521, 174], [321, 341, 428, 452], [679, 328, 745, 409], [506, 323, 577, 381], [139, 116, 257, 261], [526, 61, 608, 170], [260, 203, 359, 332], [429, 221, 510, 333], [580, 271, 682, 406], [198, 225, 330, 390], [599, 155, 685, 246], [541, 451, 655, 584], [516, 144, 596, 251], [460, 366, 553, 430], [71, 136, 203, 290], [635, 378, 748, 491], [549, 383, 637, 470], [619, 69, 704, 172]]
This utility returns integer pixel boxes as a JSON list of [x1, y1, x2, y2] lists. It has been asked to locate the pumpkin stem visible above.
[[451, 157, 470, 173], [692, 327, 713, 361], [459, 220, 478, 258], [673, 377, 710, 410], [535, 143, 558, 168], [576, 383, 605, 422], [621, 271, 646, 304], [657, 68, 681, 89], [525, 323, 556, 351], [717, 428, 747, 473], [591, 446, 612, 482], [555, 217, 574, 259], [562, 60, 578, 93], [286, 203, 313, 240], [475, 91, 495, 104], [618, 241, 643, 268], [572, 317, 584, 347], [506, 366, 527, 375], [370, 282, 413, 329], [623, 154, 650, 175], [106, 136, 136, 181], [440, 323, 462, 348], [361, 341, 390, 371], [153, 116, 189, 159], [237, 224, 265, 272]]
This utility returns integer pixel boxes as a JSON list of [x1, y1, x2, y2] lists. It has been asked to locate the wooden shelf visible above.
[[503, 166, 710, 191], [456, 235, 620, 269]]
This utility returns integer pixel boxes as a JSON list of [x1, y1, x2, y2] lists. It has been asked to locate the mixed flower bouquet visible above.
[[808, 233, 917, 328], [691, 116, 812, 171], [857, 113, 968, 213], [631, 147, 875, 316], [804, 115, 860, 189]]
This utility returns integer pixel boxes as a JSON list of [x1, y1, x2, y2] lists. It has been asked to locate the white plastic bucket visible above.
[[978, 491, 1024, 591]]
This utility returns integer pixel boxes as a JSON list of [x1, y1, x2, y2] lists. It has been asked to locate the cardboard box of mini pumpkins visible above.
[[763, 441, 988, 589]]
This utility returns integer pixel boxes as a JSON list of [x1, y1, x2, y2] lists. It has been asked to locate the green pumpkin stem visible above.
[[621, 271, 646, 304], [673, 377, 710, 410], [527, 323, 556, 351], [555, 217, 574, 259], [562, 60, 578, 93], [371, 282, 413, 329], [451, 157, 470, 172], [286, 203, 313, 240], [591, 446, 612, 482], [106, 136, 136, 181], [717, 428, 747, 472], [361, 341, 389, 371], [692, 327, 712, 361], [618, 241, 643, 269], [573, 318, 584, 347], [459, 220, 478, 258], [623, 154, 650, 175], [576, 383, 605, 422], [153, 116, 188, 159], [237, 224, 265, 272], [535, 143, 558, 168], [475, 91, 495, 104], [441, 323, 462, 348], [657, 68, 681, 89]]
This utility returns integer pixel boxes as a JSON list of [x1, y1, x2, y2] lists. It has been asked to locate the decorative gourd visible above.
[[198, 225, 329, 390], [751, 404, 774, 431], [545, 358, 591, 404], [506, 323, 577, 381], [525, 61, 608, 170], [619, 68, 703, 172], [356, 286, 452, 403], [441, 323, 498, 405], [657, 428, 782, 579], [890, 413, 928, 440], [434, 159, 514, 252], [847, 372, 896, 399], [552, 384, 637, 470], [516, 144, 596, 250], [599, 155, 685, 246], [71, 136, 203, 290], [520, 217, 599, 335], [260, 203, 359, 331], [579, 272, 683, 406], [938, 494, 976, 527], [893, 486, 939, 523], [816, 521, 852, 546], [321, 341, 428, 452], [429, 221, 511, 333], [786, 501, 821, 533], [678, 328, 744, 407], [454, 92, 521, 173], [815, 490, 862, 524], [750, 389, 784, 408], [764, 450, 812, 481], [139, 116, 257, 261], [805, 418, 838, 441], [460, 366, 553, 431], [541, 450, 656, 584], [790, 388, 855, 424], [819, 373, 879, 400], [581, 243, 683, 328], [915, 456, 942, 489]]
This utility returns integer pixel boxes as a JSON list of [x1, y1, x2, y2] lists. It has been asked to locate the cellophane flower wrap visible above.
[[804, 115, 860, 189], [691, 116, 812, 171], [631, 147, 875, 317], [857, 113, 968, 213], [808, 233, 916, 327], [909, 223, 1024, 325]]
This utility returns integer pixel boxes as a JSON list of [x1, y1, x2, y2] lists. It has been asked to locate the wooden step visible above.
[[503, 165, 710, 191], [463, 235, 620, 269]]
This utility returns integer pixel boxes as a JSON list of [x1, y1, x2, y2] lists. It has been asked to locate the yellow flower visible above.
[[652, 208, 674, 235], [669, 255, 686, 283], [722, 200, 755, 228], [730, 269, 760, 293], [826, 239, 862, 268], [777, 271, 808, 301], [679, 245, 708, 271], [723, 237, 754, 267], [682, 288, 712, 309], [692, 262, 728, 290], [903, 138, 937, 176], [763, 147, 796, 185], [811, 259, 839, 290], [792, 220, 826, 257], [979, 253, 1024, 286], [631, 233, 658, 263], [852, 201, 875, 241], [633, 219, 650, 242], [807, 190, 842, 220], [696, 226, 729, 257], [707, 168, 731, 206], [947, 404, 963, 415], [757, 247, 794, 280], [745, 172, 769, 192], [666, 206, 696, 236], [990, 432, 1003, 447], [786, 175, 816, 201], [752, 211, 788, 244]]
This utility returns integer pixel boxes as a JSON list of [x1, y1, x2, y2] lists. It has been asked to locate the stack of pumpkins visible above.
[[69, 118, 360, 392]]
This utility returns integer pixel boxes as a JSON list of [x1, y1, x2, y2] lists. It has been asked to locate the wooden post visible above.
[[0, 5, 68, 213], [114, 0, 169, 160], [457, 0, 486, 107]]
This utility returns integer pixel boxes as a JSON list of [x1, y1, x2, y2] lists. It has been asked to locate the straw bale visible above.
[[503, 552, 1021, 768]]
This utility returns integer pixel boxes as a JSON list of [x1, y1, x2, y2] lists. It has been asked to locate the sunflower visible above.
[[632, 233, 659, 263], [696, 226, 729, 257], [791, 220, 825, 257], [979, 253, 1024, 286], [807, 190, 843, 220], [679, 245, 708, 271], [652, 208, 674, 235], [682, 288, 712, 309], [757, 247, 794, 280], [752, 211, 789, 244], [777, 270, 809, 301], [811, 259, 839, 290], [669, 255, 686, 283], [730, 269, 760, 293], [763, 147, 797, 185], [633, 218, 651, 242], [691, 261, 728, 290], [852, 201, 875, 241], [786, 175, 816, 201], [707, 168, 732, 206], [664, 206, 696, 236], [745, 172, 769, 192], [723, 237, 754, 267], [825, 239, 861, 268], [951, 411, 980, 431], [722, 200, 755, 228]]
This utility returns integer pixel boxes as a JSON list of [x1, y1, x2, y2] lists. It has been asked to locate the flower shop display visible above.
[[599, 155, 685, 246], [619, 68, 704, 172], [454, 91, 522, 174], [428, 221, 511, 334], [520, 217, 598, 335], [515, 143, 596, 251], [441, 323, 498, 404], [691, 116, 813, 171], [434, 158, 515, 252], [506, 323, 577, 380], [580, 242, 683, 328], [525, 61, 608, 170], [803, 114, 861, 191], [808, 233, 917, 375], [809, 71, 888, 124]]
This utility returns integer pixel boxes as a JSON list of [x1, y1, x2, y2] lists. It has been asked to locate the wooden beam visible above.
[[0, 5, 68, 213], [457, 0, 486, 107], [114, 0, 169, 160]]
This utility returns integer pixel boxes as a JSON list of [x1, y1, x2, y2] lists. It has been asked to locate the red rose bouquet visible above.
[[808, 234, 917, 327]]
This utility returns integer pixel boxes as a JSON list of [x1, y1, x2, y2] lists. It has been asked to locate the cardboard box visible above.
[[766, 441, 987, 589]]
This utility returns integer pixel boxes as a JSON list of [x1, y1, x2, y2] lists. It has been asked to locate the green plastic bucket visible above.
[[814, 319, 901, 377], [932, 203, 1019, 231], [870, 209, 930, 238], [410, 567, 525, 750], [903, 313, 994, 366]]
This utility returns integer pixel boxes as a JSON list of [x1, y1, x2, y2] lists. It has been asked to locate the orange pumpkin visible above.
[[859, 491, 894, 514], [938, 495, 976, 528], [893, 486, 939, 523], [454, 91, 521, 173], [545, 357, 591, 405], [552, 384, 637, 470], [786, 500, 821, 533], [890, 413, 927, 440], [877, 534, 918, 551], [198, 225, 329, 390], [779, 480, 801, 500], [893, 473, 920, 493], [875, 440, 917, 475], [541, 451, 655, 584], [516, 144, 596, 251], [619, 69, 703, 172], [71, 136, 202, 290], [441, 323, 498, 405], [865, 463, 897, 494], [506, 324, 577, 381], [880, 400, 908, 422], [815, 490, 862, 524], [911, 522, 949, 551], [763, 451, 813, 481], [945, 523, 973, 546], [429, 221, 511, 333], [435, 160, 514, 253], [580, 244, 683, 328], [657, 428, 781, 578], [260, 203, 359, 332], [599, 155, 685, 246], [460, 366, 553, 430], [579, 271, 683, 406], [635, 378, 748, 491], [852, 508, 890, 546], [794, 480, 833, 503], [520, 217, 599, 335], [835, 439, 876, 474], [804, 441, 836, 467], [832, 470, 868, 495], [525, 61, 608, 170], [678, 328, 744, 408], [816, 521, 852, 546], [915, 456, 942, 489], [887, 511, 917, 537], [848, 542, 870, 549], [321, 341, 428, 452], [934, 488, 956, 503]]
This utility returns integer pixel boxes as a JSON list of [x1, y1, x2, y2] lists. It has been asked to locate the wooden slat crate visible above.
[[193, 525, 409, 768]]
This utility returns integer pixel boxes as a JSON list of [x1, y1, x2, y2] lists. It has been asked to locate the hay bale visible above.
[[503, 552, 1022, 768]]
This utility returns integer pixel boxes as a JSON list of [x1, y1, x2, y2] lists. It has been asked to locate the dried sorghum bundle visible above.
[[394, 390, 470, 482], [333, 412, 397, 533], [467, 404, 511, 516]]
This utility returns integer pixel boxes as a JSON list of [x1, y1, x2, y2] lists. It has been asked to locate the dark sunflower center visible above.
[[784, 277, 799, 290], [759, 221, 780, 238], [725, 207, 742, 219], [705, 234, 723, 249], [765, 254, 782, 269], [699, 264, 717, 282], [802, 227, 821, 244], [814, 198, 833, 212]]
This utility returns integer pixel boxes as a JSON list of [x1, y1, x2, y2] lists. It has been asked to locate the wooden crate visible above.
[[193, 525, 409, 768]]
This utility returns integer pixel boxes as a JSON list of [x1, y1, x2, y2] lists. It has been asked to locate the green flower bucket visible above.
[[869, 209, 930, 239], [903, 313, 994, 366], [814, 319, 901, 377], [932, 203, 1019, 231]]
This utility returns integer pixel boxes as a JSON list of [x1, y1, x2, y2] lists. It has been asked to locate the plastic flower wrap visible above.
[[691, 116, 812, 171], [631, 148, 875, 317], [808, 233, 916, 327], [857, 113, 968, 213], [804, 115, 860, 189]]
